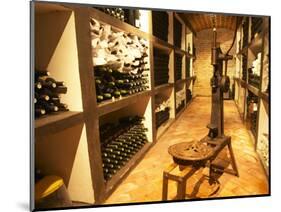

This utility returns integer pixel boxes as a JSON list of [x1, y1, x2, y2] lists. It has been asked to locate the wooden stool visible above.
[[162, 163, 202, 200]]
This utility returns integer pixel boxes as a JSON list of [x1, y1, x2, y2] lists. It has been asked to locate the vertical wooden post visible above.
[[73, 7, 105, 203]]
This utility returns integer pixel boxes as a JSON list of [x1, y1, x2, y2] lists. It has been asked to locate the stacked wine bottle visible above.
[[242, 55, 247, 81], [186, 57, 191, 78], [174, 17, 182, 49], [247, 91, 258, 135], [186, 89, 192, 104], [251, 17, 263, 40], [99, 116, 148, 181], [155, 96, 170, 129], [91, 18, 150, 103], [152, 11, 169, 42], [176, 89, 185, 114], [34, 70, 68, 118], [248, 73, 260, 88], [96, 7, 125, 22], [94, 66, 149, 103], [175, 54, 182, 81], [155, 108, 170, 129], [242, 18, 249, 48], [176, 100, 185, 114], [153, 48, 169, 86]]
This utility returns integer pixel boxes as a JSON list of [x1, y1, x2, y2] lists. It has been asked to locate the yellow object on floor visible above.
[[35, 176, 64, 201]]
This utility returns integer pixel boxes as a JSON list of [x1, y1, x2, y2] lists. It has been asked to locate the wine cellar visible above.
[[32, 2, 270, 210]]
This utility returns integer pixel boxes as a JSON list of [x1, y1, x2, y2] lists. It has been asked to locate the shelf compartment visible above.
[[156, 118, 174, 139], [175, 101, 185, 118], [155, 83, 174, 95], [155, 108, 170, 129], [173, 15, 183, 49], [248, 33, 263, 57], [89, 7, 174, 54], [247, 83, 259, 96], [89, 8, 149, 41], [153, 47, 170, 86], [246, 90, 259, 139], [97, 90, 151, 116], [152, 11, 169, 42], [104, 142, 152, 197], [35, 111, 84, 138], [174, 53, 183, 81]]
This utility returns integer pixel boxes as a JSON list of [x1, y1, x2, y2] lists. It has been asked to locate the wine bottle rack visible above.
[[248, 73, 260, 88], [173, 16, 182, 49], [155, 108, 170, 129], [33, 2, 197, 205], [152, 11, 169, 42], [186, 89, 192, 104], [175, 87, 185, 115], [155, 94, 171, 129], [242, 55, 247, 81], [242, 18, 249, 48], [99, 116, 148, 181], [246, 90, 258, 137], [235, 15, 269, 178], [186, 57, 191, 78], [251, 17, 263, 41], [95, 7, 125, 22], [34, 70, 69, 118], [175, 53, 183, 81], [153, 48, 170, 86], [94, 66, 149, 103], [176, 100, 185, 114], [90, 18, 150, 103]]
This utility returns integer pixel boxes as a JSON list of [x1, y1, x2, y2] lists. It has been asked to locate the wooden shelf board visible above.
[[186, 52, 195, 58], [156, 118, 174, 140], [104, 142, 153, 198], [186, 76, 196, 82], [35, 111, 84, 138], [248, 34, 263, 57], [152, 37, 173, 54], [174, 47, 185, 56], [97, 91, 151, 116], [247, 84, 259, 96], [240, 79, 247, 88], [260, 91, 269, 103], [175, 79, 186, 85], [34, 2, 71, 14], [155, 83, 174, 94]]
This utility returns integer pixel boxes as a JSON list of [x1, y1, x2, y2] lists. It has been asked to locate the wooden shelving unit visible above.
[[32, 2, 197, 206], [234, 16, 270, 176], [35, 111, 84, 138]]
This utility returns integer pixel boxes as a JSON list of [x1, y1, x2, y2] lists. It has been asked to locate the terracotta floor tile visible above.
[[105, 97, 269, 204]]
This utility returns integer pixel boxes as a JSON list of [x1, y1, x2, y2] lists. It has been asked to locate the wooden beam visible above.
[[178, 13, 197, 36]]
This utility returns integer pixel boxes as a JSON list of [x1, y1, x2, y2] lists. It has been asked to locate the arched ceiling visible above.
[[178, 13, 240, 34]]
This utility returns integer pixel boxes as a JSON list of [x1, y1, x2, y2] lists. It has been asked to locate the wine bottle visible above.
[[37, 78, 57, 89], [35, 108, 46, 117], [35, 82, 42, 90], [40, 101, 59, 113]]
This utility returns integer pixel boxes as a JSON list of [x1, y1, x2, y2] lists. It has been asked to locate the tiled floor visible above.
[[105, 97, 269, 204]]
